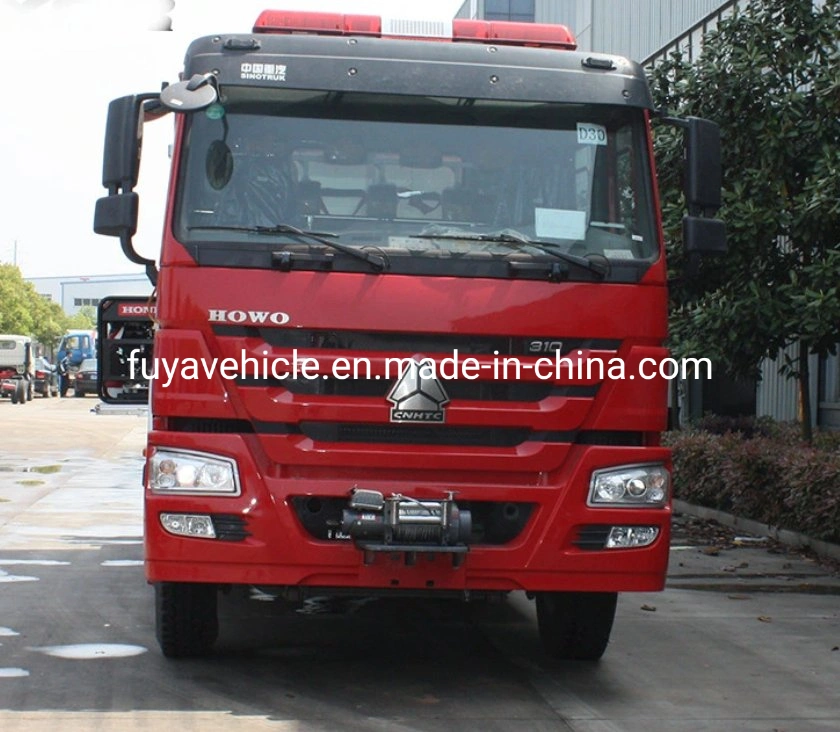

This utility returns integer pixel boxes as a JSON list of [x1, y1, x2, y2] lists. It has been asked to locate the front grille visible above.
[[213, 325, 619, 357], [300, 422, 536, 447], [168, 417, 255, 434], [167, 418, 643, 448], [237, 376, 599, 401], [298, 423, 641, 447]]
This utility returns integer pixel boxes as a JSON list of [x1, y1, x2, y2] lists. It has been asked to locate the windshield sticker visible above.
[[603, 249, 635, 259], [577, 122, 607, 146], [535, 208, 586, 241], [240, 63, 287, 82]]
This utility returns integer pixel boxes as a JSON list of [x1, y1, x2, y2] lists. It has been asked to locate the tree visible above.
[[649, 0, 840, 442], [31, 296, 69, 350], [0, 264, 35, 335], [67, 305, 97, 331], [0, 264, 69, 349]]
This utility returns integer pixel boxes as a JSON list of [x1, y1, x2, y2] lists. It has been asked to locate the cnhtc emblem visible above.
[[387, 358, 450, 423]]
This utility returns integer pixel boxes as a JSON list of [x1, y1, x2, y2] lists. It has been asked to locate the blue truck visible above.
[[56, 330, 96, 397]]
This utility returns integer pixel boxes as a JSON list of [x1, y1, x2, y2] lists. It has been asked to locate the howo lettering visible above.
[[94, 10, 725, 659], [207, 309, 291, 325]]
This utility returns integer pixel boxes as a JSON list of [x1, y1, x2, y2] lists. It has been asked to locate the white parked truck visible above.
[[0, 335, 34, 404]]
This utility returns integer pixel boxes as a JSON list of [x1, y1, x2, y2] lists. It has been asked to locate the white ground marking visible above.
[[0, 570, 38, 583], [0, 668, 30, 678], [0, 559, 70, 566], [30, 643, 148, 659]]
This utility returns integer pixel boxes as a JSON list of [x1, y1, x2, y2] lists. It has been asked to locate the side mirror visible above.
[[101, 96, 146, 193], [159, 73, 219, 112], [95, 92, 160, 283], [94, 192, 139, 238], [683, 216, 726, 256], [684, 117, 722, 214], [660, 114, 728, 261]]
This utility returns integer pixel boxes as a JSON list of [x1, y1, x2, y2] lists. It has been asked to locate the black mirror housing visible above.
[[102, 96, 146, 191], [685, 117, 722, 213], [94, 192, 139, 238], [683, 215, 726, 255]]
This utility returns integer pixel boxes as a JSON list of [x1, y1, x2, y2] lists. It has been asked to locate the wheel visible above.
[[535, 591, 617, 661], [13, 380, 26, 405], [74, 389, 84, 398], [155, 582, 219, 658]]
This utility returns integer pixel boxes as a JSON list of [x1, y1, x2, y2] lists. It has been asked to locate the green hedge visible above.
[[664, 420, 840, 545]]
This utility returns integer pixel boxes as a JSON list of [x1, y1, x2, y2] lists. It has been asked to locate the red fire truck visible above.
[[94, 10, 725, 659]]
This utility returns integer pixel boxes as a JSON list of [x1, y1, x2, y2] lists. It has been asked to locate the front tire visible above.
[[13, 380, 26, 405], [155, 582, 219, 658], [535, 591, 617, 661]]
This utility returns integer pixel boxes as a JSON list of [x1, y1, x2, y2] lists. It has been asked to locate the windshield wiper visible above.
[[188, 223, 387, 272], [410, 229, 607, 279]]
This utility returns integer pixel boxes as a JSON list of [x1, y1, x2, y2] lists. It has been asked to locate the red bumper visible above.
[[144, 432, 671, 593]]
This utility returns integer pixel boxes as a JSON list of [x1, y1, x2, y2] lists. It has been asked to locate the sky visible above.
[[0, 0, 467, 279]]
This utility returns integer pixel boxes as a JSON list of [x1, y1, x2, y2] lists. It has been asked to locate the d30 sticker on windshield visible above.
[[577, 122, 607, 146]]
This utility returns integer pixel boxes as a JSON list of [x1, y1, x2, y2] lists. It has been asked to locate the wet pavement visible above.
[[0, 398, 838, 730]]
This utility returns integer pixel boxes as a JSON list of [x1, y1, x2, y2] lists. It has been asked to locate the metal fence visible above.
[[643, 0, 740, 67]]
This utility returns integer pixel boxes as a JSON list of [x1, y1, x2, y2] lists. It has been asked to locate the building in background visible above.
[[27, 273, 152, 317], [456, 0, 734, 63]]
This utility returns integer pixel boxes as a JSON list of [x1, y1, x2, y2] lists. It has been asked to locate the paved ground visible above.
[[0, 397, 838, 730]]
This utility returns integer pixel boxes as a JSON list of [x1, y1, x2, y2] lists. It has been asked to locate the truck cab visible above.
[[94, 11, 724, 660], [57, 329, 97, 396]]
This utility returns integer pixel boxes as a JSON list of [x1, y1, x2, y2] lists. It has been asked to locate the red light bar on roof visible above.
[[452, 19, 576, 49], [253, 10, 577, 50], [254, 11, 381, 36]]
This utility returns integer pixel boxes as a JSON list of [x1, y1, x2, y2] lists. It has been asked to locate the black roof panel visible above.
[[183, 33, 652, 109]]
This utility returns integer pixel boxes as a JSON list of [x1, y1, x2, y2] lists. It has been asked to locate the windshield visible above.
[[174, 90, 657, 280]]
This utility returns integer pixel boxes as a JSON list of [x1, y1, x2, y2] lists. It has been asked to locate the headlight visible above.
[[149, 449, 240, 495], [588, 464, 669, 507]]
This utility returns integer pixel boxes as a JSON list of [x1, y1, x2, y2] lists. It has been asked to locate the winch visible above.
[[341, 489, 471, 566]]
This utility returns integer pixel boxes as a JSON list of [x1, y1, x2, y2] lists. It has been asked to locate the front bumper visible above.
[[144, 432, 671, 593]]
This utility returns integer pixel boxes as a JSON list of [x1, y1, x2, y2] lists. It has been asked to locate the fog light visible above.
[[160, 513, 216, 539], [606, 526, 659, 548]]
